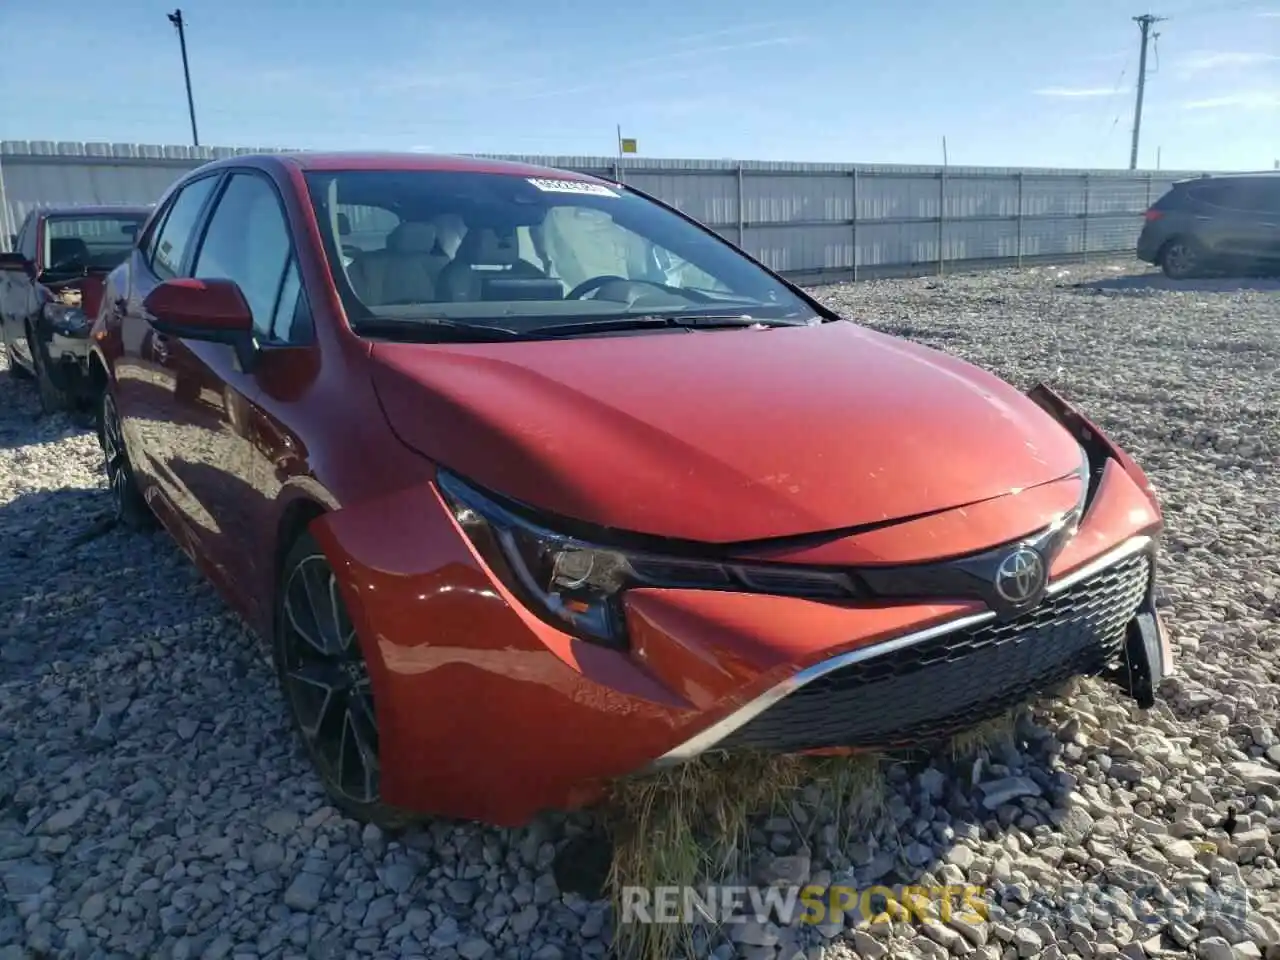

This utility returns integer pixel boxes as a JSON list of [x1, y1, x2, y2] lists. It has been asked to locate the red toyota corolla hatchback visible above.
[[88, 153, 1172, 827]]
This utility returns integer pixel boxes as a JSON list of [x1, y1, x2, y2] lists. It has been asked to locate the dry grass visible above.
[[603, 751, 886, 960], [946, 710, 1018, 761], [601, 714, 1024, 960]]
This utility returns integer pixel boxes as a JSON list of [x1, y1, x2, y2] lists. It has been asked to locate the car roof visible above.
[[200, 151, 612, 184], [39, 204, 154, 217], [1173, 171, 1280, 186]]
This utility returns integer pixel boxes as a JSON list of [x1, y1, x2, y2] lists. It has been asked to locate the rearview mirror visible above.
[[143, 278, 259, 371], [0, 251, 32, 275]]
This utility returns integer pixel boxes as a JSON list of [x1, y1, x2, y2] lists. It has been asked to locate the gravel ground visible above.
[[1, 258, 1279, 960]]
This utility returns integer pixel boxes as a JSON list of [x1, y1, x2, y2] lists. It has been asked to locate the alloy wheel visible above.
[[280, 554, 381, 806], [101, 392, 131, 520], [1162, 240, 1198, 280]]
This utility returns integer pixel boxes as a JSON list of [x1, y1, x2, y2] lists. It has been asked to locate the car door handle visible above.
[[1263, 222, 1279, 228], [1193, 215, 1211, 221]]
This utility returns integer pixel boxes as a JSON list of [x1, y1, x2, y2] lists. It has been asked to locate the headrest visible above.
[[336, 212, 351, 236], [50, 237, 90, 262], [431, 214, 467, 258], [387, 221, 438, 254], [462, 227, 518, 266]]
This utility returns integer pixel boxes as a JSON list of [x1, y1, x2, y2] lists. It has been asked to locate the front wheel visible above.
[[28, 326, 73, 414], [98, 388, 153, 529], [274, 532, 413, 830], [6, 342, 34, 380]]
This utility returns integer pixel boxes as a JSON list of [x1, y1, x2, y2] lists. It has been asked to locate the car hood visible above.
[[369, 321, 1082, 544]]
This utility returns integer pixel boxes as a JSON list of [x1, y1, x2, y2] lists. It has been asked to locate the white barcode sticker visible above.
[[526, 178, 619, 198]]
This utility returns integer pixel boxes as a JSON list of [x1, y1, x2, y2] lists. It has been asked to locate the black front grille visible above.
[[718, 550, 1152, 753]]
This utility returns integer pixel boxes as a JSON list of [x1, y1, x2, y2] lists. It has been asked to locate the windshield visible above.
[[302, 170, 816, 337], [43, 214, 147, 274]]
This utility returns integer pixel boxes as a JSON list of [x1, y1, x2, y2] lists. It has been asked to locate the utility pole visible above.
[[1129, 13, 1164, 170], [168, 9, 199, 147]]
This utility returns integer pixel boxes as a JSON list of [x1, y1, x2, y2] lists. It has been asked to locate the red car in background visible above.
[[88, 152, 1172, 827], [1, 204, 152, 411]]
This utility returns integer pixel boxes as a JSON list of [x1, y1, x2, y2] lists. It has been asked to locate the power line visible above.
[[1129, 13, 1166, 170], [1098, 56, 1132, 150]]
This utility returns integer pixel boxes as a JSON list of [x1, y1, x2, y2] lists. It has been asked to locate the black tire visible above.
[[274, 531, 414, 830], [98, 388, 153, 529], [1160, 237, 1204, 280], [6, 342, 34, 380], [28, 324, 73, 414]]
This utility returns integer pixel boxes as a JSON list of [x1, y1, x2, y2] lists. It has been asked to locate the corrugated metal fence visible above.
[[0, 140, 1207, 280]]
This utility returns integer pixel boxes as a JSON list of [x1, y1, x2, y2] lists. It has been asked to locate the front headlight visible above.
[[437, 470, 859, 649], [44, 303, 89, 335]]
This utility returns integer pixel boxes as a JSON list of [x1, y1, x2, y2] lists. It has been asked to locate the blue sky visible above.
[[2, 0, 1277, 170]]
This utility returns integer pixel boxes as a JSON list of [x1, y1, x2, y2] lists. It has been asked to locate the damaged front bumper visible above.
[[1112, 579, 1175, 709], [38, 301, 95, 396], [654, 534, 1172, 763]]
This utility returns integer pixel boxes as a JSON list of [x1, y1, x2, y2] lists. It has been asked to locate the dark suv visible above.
[[1137, 173, 1280, 279]]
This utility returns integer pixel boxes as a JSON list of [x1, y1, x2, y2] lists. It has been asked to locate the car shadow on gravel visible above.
[[1072, 273, 1280, 294], [0, 486, 246, 684]]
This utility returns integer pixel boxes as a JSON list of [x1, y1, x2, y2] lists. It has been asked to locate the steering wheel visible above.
[[565, 275, 629, 300]]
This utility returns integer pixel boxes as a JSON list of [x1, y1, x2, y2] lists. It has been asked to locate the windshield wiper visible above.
[[352, 317, 524, 342], [530, 314, 812, 338]]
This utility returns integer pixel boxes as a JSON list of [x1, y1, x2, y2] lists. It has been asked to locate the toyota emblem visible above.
[[994, 547, 1047, 605]]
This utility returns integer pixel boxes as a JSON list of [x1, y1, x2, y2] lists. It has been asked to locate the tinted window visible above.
[[1187, 183, 1229, 206], [140, 200, 173, 265], [303, 169, 811, 333], [192, 173, 293, 340], [152, 176, 219, 280], [1240, 180, 1280, 213], [1186, 180, 1277, 212], [272, 258, 312, 342]]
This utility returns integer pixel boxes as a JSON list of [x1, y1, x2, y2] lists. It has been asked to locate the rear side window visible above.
[[1185, 180, 1276, 212], [1247, 180, 1280, 213], [151, 176, 219, 280], [1186, 183, 1229, 207]]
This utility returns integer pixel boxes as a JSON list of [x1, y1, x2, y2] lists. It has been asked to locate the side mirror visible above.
[[0, 251, 32, 275], [143, 278, 259, 371]]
